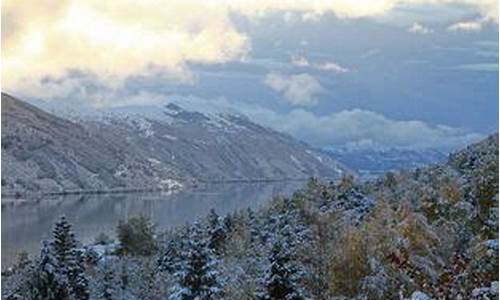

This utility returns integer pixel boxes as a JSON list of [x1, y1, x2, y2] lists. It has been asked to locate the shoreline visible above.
[[0, 177, 314, 199]]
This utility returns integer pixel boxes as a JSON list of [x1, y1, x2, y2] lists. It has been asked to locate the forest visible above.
[[3, 135, 498, 299]]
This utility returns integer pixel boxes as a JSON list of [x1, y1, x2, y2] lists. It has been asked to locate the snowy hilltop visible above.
[[2, 93, 346, 196]]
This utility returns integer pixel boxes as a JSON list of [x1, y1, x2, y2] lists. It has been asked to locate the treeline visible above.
[[3, 136, 499, 299]]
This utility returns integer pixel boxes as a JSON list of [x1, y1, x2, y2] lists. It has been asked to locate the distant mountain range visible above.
[[1, 93, 346, 194], [327, 147, 447, 179]]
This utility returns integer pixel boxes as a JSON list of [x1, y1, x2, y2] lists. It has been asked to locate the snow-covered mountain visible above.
[[1, 93, 347, 194]]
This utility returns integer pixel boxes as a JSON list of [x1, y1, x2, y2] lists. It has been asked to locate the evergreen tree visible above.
[[116, 215, 157, 256], [223, 214, 233, 234], [158, 235, 183, 274], [129, 259, 165, 299], [100, 264, 117, 300], [207, 209, 226, 255], [4, 253, 34, 299], [52, 216, 89, 300], [261, 211, 309, 300], [68, 251, 90, 300], [6, 240, 66, 300], [244, 208, 266, 279], [247, 208, 261, 244], [171, 222, 222, 299], [262, 241, 305, 300], [119, 262, 129, 293], [52, 216, 77, 268]]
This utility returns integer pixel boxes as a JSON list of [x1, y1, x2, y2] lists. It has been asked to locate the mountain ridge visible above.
[[1, 93, 347, 195]]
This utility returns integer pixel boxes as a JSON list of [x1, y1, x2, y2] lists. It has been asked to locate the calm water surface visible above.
[[2, 182, 303, 267]]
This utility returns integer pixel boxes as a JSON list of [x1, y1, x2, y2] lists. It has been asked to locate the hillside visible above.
[[1, 93, 187, 193], [1, 93, 346, 194]]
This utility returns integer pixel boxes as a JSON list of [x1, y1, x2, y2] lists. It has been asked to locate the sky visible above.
[[2, 0, 499, 151]]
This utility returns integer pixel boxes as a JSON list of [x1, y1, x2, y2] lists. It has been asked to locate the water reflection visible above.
[[2, 181, 303, 267]]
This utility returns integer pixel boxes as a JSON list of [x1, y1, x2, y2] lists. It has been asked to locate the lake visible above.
[[1, 181, 303, 267]]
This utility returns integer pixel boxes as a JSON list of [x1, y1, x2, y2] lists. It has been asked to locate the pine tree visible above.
[[223, 214, 233, 234], [129, 258, 165, 299], [4, 252, 34, 299], [260, 210, 309, 300], [247, 208, 261, 244], [207, 209, 226, 255], [51, 215, 89, 300], [243, 208, 266, 278], [116, 215, 157, 256], [68, 251, 90, 300], [7, 240, 66, 300], [262, 241, 305, 300], [99, 262, 117, 300], [158, 236, 183, 273], [52, 216, 76, 268], [171, 222, 222, 300]]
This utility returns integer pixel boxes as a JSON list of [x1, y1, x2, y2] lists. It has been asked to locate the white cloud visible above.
[[448, 19, 484, 32], [291, 55, 350, 73], [2, 0, 497, 98], [446, 0, 498, 32], [2, 0, 249, 94], [316, 62, 350, 73], [452, 63, 499, 72], [291, 55, 310, 67], [408, 22, 433, 34], [242, 106, 483, 150], [132, 93, 483, 150], [264, 72, 324, 106], [301, 12, 322, 22], [225, 0, 498, 22], [43, 89, 481, 150]]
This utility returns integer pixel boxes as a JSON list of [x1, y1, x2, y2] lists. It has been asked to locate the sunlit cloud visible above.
[[2, 0, 498, 98], [2, 0, 249, 95]]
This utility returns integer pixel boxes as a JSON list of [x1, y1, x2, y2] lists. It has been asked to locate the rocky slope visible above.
[[1, 93, 346, 194]]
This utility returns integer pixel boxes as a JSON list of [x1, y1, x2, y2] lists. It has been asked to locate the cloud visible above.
[[2, 0, 497, 98], [452, 63, 499, 72], [2, 0, 249, 94], [241, 106, 483, 150], [264, 72, 324, 106], [291, 55, 350, 73], [121, 93, 483, 150], [291, 55, 310, 67], [225, 0, 498, 22], [30, 87, 483, 150], [446, 0, 498, 32], [448, 19, 484, 32], [301, 12, 323, 22], [408, 22, 433, 34], [316, 62, 350, 73]]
